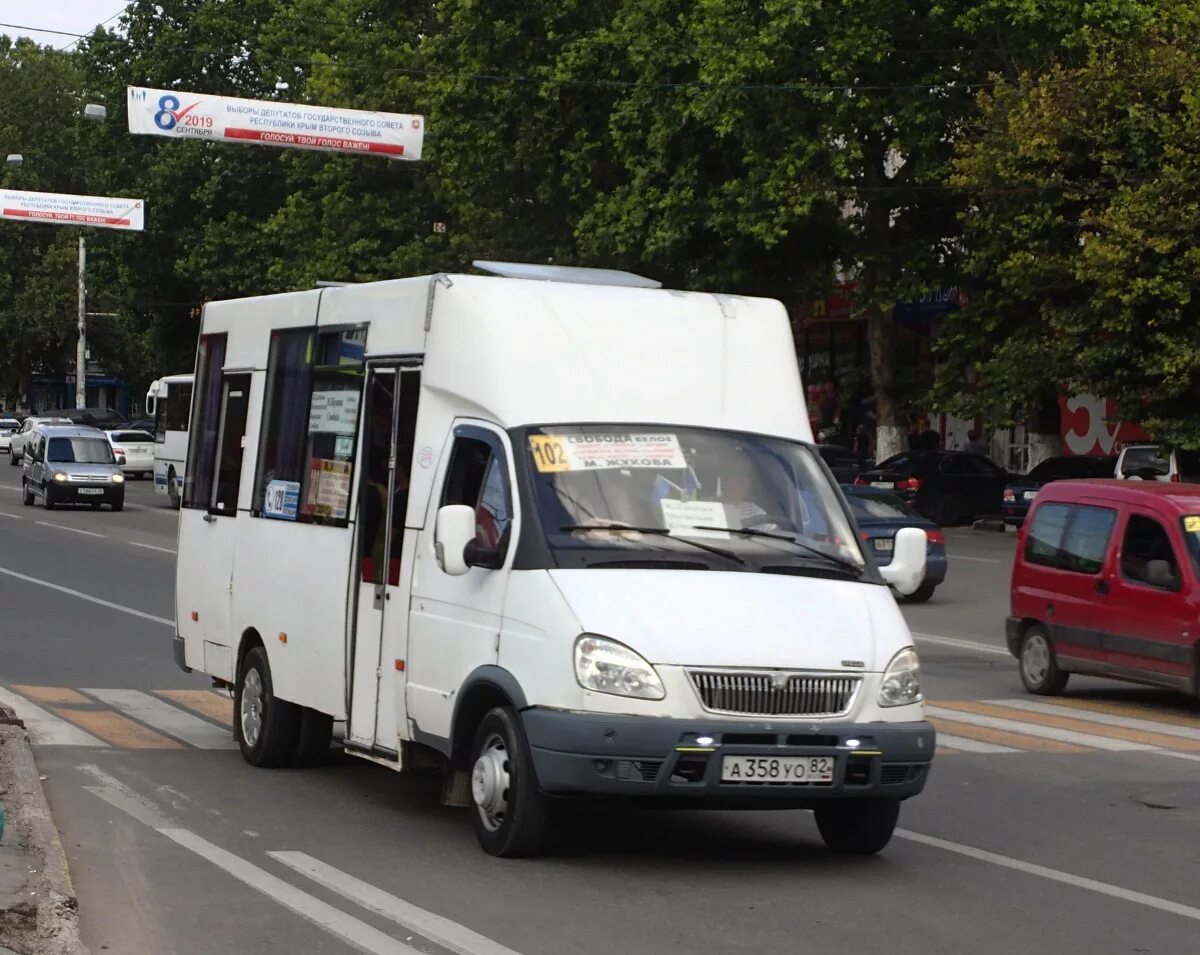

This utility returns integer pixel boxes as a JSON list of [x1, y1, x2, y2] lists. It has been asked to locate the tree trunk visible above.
[[866, 298, 904, 459]]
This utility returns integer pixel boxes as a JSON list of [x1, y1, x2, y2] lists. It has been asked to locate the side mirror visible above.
[[1145, 559, 1175, 588], [879, 526, 927, 596], [435, 504, 476, 576], [116, 454, 126, 465], [464, 539, 504, 570]]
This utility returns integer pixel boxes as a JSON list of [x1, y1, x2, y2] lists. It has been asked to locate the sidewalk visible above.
[[0, 708, 85, 955]]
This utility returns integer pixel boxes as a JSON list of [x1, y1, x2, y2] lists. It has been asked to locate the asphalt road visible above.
[[0, 465, 1196, 955]]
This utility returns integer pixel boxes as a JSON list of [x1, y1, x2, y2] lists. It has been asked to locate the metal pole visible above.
[[76, 235, 86, 409]]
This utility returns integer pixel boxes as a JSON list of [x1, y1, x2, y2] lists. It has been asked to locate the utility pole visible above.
[[76, 236, 87, 409]]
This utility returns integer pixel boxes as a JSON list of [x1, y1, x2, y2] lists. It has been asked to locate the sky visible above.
[[0, 1, 130, 47]]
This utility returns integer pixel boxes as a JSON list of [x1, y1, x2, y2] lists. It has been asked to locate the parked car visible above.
[[1114, 443, 1200, 483], [1008, 480, 1200, 695], [1002, 454, 1117, 527], [0, 417, 20, 453], [855, 450, 1014, 526], [21, 425, 125, 511], [104, 429, 155, 478], [8, 416, 74, 464], [126, 416, 156, 435], [817, 444, 870, 483], [40, 406, 129, 430], [843, 485, 947, 602]]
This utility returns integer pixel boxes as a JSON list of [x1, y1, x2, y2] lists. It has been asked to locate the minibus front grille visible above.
[[687, 670, 861, 717]]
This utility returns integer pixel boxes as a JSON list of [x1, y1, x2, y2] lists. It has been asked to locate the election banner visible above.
[[0, 189, 145, 231], [127, 86, 424, 160]]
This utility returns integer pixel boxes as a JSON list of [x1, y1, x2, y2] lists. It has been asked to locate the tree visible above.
[[936, 2, 1200, 450]]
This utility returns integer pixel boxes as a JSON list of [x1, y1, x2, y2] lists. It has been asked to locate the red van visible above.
[[1007, 480, 1200, 696]]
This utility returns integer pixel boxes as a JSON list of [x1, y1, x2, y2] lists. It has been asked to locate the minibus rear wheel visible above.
[[235, 646, 301, 767], [814, 798, 900, 854], [469, 707, 552, 857]]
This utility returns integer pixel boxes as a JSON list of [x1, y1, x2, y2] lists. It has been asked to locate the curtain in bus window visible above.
[[183, 335, 227, 508]]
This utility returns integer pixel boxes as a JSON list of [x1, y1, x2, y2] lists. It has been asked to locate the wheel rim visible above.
[[471, 732, 511, 832], [1022, 633, 1051, 685], [241, 667, 265, 747]]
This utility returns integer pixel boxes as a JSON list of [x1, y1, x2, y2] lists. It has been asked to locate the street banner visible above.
[[127, 86, 424, 160], [0, 189, 145, 231]]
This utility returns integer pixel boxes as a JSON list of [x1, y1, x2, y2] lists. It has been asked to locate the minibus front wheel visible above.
[[469, 707, 553, 857], [235, 646, 301, 767]]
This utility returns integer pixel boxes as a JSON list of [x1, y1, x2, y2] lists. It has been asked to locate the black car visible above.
[[817, 444, 869, 483], [1002, 454, 1116, 526], [41, 406, 129, 430], [855, 450, 1014, 526]]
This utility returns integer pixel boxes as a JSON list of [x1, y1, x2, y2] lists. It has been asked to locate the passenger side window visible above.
[[1026, 504, 1116, 574], [183, 333, 228, 509], [1120, 515, 1180, 590], [1025, 504, 1070, 568], [441, 436, 513, 555]]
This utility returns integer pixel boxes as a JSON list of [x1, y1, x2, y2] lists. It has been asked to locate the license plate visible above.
[[77, 488, 104, 495], [873, 538, 894, 552], [1023, 490, 1037, 501], [870, 481, 894, 489], [721, 755, 835, 784]]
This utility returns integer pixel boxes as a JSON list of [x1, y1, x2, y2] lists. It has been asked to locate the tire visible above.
[[930, 498, 957, 527], [1019, 625, 1069, 695], [111, 498, 124, 512], [469, 706, 553, 857], [235, 646, 301, 767], [291, 707, 334, 767], [8, 450, 16, 466], [167, 468, 180, 509], [814, 798, 901, 855], [21, 480, 33, 506], [905, 583, 936, 603], [42, 484, 55, 510]]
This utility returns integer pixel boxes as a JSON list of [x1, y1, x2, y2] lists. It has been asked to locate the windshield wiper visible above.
[[559, 524, 745, 565], [690, 526, 864, 576]]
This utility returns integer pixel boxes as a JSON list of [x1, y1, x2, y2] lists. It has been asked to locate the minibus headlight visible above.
[[574, 634, 665, 700], [878, 647, 923, 707], [111, 473, 125, 483]]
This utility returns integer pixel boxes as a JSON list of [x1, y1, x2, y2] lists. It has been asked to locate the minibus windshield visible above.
[[523, 425, 865, 571]]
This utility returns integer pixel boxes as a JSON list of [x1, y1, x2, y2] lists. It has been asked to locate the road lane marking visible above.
[[160, 830, 424, 954], [127, 540, 177, 554], [0, 511, 22, 519], [947, 700, 1200, 750], [987, 698, 1200, 743], [273, 851, 524, 955], [925, 704, 1152, 751], [946, 554, 1001, 563], [80, 765, 172, 827], [0, 687, 107, 746], [83, 689, 236, 749], [157, 689, 232, 726], [929, 733, 1020, 754], [55, 707, 183, 749], [11, 685, 91, 705], [0, 565, 173, 627], [1047, 696, 1200, 729], [896, 828, 1200, 923], [911, 632, 1010, 657], [929, 717, 1086, 753], [35, 520, 104, 538]]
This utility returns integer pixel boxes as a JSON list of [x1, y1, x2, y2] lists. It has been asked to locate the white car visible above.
[[0, 418, 20, 453], [104, 429, 156, 478], [9, 417, 73, 464], [1115, 444, 1200, 483]]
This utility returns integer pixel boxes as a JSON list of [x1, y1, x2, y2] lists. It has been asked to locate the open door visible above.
[[347, 363, 420, 756]]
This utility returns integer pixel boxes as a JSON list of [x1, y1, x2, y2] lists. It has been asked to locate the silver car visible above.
[[9, 416, 72, 464], [21, 425, 126, 511]]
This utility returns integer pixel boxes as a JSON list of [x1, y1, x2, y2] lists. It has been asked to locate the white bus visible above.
[[146, 373, 193, 508], [173, 264, 930, 858]]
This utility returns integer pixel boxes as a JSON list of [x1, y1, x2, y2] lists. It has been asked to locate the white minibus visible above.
[[174, 263, 933, 858], [147, 373, 193, 508]]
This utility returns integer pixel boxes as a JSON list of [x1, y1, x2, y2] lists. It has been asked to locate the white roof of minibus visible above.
[[202, 273, 812, 442]]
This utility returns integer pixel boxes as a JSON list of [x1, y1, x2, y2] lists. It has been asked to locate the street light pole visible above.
[[76, 236, 86, 409]]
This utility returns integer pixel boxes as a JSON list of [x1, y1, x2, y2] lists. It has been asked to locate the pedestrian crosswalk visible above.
[[2, 684, 1199, 758]]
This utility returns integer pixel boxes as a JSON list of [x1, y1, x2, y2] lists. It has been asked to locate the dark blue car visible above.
[[1001, 454, 1116, 527], [842, 485, 947, 603]]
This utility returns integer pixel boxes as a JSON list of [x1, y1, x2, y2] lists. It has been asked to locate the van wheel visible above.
[[235, 646, 301, 767], [21, 480, 33, 506], [469, 707, 553, 857], [8, 450, 17, 466], [1019, 626, 1069, 695], [168, 469, 180, 509], [814, 798, 901, 854], [42, 485, 55, 510], [291, 707, 334, 767], [904, 584, 936, 603]]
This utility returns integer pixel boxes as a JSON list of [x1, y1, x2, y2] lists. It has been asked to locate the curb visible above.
[[0, 717, 88, 955]]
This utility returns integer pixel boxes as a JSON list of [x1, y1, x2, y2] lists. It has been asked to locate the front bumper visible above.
[[523, 708, 935, 806]]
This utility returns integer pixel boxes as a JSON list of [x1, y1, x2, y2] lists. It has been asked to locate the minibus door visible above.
[[347, 363, 419, 755]]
